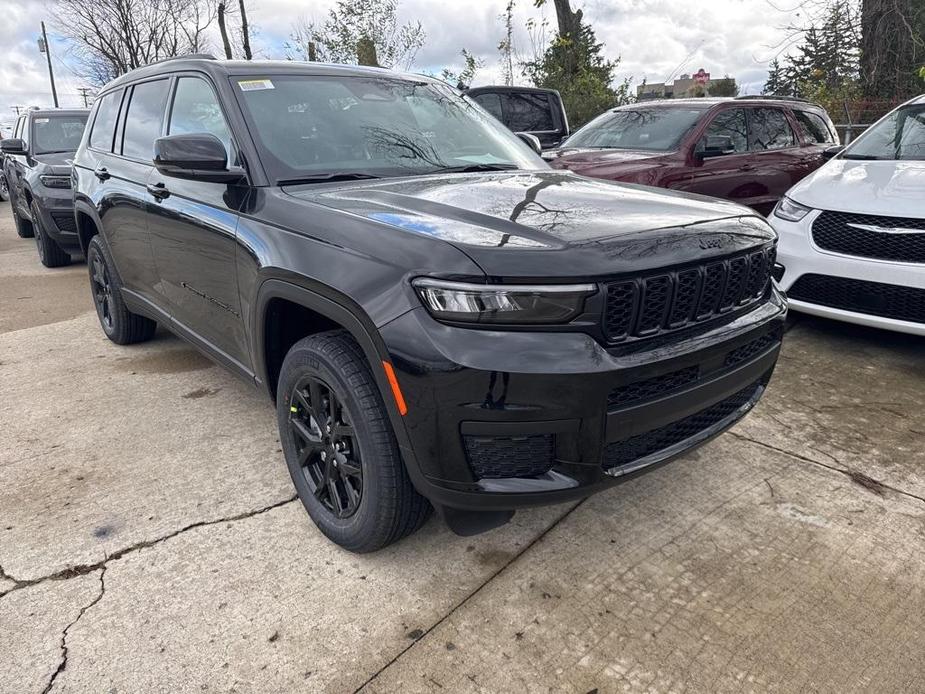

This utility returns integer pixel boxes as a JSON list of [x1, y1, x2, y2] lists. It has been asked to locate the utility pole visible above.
[[39, 22, 59, 108], [11, 106, 24, 116], [77, 87, 93, 108]]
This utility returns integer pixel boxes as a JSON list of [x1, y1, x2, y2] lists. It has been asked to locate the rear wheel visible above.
[[87, 235, 157, 344], [31, 201, 70, 268], [277, 331, 430, 552]]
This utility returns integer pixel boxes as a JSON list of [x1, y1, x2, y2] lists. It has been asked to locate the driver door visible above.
[[674, 107, 764, 208]]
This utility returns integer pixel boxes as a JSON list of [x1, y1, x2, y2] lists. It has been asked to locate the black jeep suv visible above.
[[72, 57, 786, 552], [2, 108, 89, 266]]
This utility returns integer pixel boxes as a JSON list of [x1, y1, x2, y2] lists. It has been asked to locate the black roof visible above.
[[102, 57, 438, 93]]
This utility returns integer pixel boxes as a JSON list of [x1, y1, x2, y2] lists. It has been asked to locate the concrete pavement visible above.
[[1, 200, 922, 693]]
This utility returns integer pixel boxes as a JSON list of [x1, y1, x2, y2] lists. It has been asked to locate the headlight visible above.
[[40, 174, 71, 189], [773, 196, 812, 222], [412, 278, 596, 324]]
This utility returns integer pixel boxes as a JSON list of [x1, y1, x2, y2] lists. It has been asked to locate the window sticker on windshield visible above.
[[35, 118, 49, 123], [238, 79, 274, 92]]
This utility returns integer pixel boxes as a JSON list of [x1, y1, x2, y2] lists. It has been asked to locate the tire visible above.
[[12, 205, 34, 239], [86, 235, 157, 345], [31, 201, 71, 268], [277, 330, 430, 552], [0, 174, 9, 202]]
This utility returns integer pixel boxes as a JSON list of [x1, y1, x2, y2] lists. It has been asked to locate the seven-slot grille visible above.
[[812, 211, 925, 263], [604, 246, 775, 343]]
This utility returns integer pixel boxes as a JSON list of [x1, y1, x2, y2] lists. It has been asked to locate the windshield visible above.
[[32, 114, 88, 154], [844, 104, 925, 161], [232, 75, 544, 182], [562, 107, 707, 151]]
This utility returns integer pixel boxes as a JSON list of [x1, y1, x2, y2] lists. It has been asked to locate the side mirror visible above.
[[822, 145, 845, 160], [698, 135, 735, 159], [0, 138, 26, 154], [515, 132, 543, 155], [153, 133, 244, 183]]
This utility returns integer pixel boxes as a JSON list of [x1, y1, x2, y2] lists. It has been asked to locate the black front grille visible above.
[[604, 246, 774, 343], [602, 380, 762, 471], [788, 274, 925, 324], [50, 211, 77, 234], [464, 433, 556, 479], [812, 211, 925, 263]]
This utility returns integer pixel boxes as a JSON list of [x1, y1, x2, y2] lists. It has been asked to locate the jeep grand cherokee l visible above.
[[2, 108, 89, 266], [72, 57, 785, 552]]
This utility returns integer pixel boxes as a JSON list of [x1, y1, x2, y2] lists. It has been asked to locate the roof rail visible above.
[[145, 53, 217, 67], [736, 94, 811, 103]]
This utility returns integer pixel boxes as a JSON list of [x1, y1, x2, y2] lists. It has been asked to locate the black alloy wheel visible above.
[[90, 250, 114, 332], [288, 375, 363, 518]]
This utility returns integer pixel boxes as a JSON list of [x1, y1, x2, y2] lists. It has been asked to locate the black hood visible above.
[[285, 170, 775, 281], [32, 151, 75, 175]]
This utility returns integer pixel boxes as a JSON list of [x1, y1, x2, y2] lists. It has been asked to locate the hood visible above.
[[544, 148, 668, 166], [32, 151, 75, 175], [285, 170, 775, 279], [788, 159, 925, 218]]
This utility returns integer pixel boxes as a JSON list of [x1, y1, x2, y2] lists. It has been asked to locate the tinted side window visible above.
[[502, 92, 554, 132], [90, 90, 123, 152], [121, 79, 170, 160], [703, 109, 747, 152], [748, 108, 795, 150], [168, 77, 233, 159], [472, 93, 503, 121], [794, 110, 834, 144]]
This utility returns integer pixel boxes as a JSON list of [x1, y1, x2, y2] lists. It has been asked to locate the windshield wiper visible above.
[[840, 153, 886, 160], [426, 163, 520, 174], [279, 172, 382, 185]]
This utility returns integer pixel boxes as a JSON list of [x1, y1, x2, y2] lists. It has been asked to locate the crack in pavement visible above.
[[351, 500, 587, 694], [41, 567, 106, 694], [728, 431, 925, 505], [0, 495, 297, 600]]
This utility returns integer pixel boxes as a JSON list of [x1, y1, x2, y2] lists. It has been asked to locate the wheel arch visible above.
[[254, 279, 413, 453], [74, 200, 102, 255]]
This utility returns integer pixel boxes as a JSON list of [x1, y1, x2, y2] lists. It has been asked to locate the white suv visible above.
[[770, 94, 925, 336]]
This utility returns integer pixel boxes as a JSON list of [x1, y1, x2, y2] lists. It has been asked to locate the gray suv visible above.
[[1, 109, 89, 267]]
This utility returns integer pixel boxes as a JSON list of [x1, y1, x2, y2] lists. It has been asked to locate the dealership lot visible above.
[[1, 200, 923, 692]]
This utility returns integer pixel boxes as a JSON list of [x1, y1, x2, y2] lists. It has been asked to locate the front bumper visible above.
[[33, 190, 80, 252], [381, 289, 786, 513], [772, 211, 925, 336]]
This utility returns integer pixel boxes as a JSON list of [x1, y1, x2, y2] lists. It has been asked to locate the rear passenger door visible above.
[[90, 80, 169, 310], [743, 107, 804, 215], [146, 74, 251, 373]]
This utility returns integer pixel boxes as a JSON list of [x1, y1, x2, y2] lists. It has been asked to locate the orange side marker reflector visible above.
[[382, 361, 408, 416]]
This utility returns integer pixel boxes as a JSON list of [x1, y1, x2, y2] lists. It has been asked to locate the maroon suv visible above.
[[545, 97, 838, 216]]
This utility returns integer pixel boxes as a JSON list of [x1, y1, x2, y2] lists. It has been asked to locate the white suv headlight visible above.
[[773, 196, 812, 222]]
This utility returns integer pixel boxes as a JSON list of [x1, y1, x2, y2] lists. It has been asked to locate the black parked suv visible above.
[[465, 85, 569, 149], [72, 57, 786, 552], [2, 108, 89, 266]]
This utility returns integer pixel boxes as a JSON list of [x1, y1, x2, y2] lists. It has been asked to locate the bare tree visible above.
[[53, 0, 219, 85], [238, 0, 253, 60], [499, 0, 516, 86], [218, 2, 234, 59]]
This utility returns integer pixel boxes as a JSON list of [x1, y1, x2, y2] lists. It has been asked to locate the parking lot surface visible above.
[[1, 199, 923, 693]]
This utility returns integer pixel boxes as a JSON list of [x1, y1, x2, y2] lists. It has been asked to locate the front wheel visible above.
[[31, 201, 70, 268], [277, 331, 430, 552]]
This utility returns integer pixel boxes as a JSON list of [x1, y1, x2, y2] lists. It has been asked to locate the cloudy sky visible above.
[[1, 0, 803, 130]]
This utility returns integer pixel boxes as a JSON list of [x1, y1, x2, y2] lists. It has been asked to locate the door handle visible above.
[[740, 164, 755, 171], [94, 166, 110, 181], [146, 182, 170, 201]]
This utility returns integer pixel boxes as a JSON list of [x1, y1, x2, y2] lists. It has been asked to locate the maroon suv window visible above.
[[702, 109, 748, 153], [748, 108, 795, 150]]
